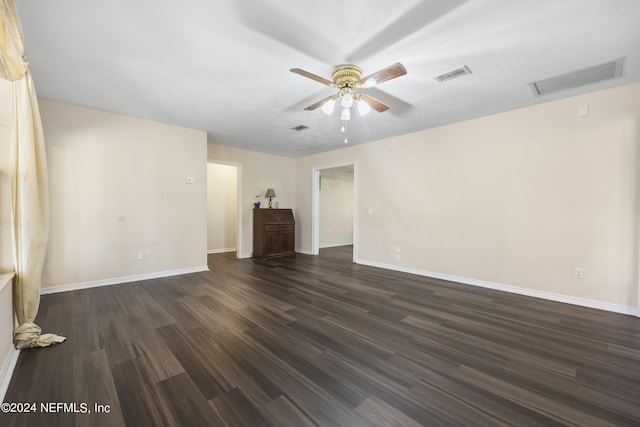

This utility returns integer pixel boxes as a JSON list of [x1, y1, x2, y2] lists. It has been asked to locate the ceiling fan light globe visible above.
[[321, 99, 335, 115], [340, 107, 351, 121], [358, 99, 371, 115], [341, 93, 354, 108], [364, 78, 377, 88]]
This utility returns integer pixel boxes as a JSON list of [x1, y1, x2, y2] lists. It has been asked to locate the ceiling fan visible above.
[[290, 62, 407, 120]]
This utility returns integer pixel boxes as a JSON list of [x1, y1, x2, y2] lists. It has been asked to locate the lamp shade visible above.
[[265, 188, 276, 198], [322, 98, 335, 115], [358, 99, 371, 115], [340, 92, 354, 108]]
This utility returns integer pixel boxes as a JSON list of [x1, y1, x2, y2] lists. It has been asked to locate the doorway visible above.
[[206, 162, 242, 258], [312, 162, 357, 262]]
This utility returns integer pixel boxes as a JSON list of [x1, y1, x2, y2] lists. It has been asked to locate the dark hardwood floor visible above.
[[2, 245, 639, 426]]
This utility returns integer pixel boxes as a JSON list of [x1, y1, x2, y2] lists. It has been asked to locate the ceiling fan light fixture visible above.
[[321, 98, 336, 114], [363, 78, 377, 88], [291, 62, 405, 138], [340, 92, 354, 108], [357, 99, 371, 115]]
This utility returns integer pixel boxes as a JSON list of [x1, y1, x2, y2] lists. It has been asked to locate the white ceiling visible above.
[[16, 0, 640, 158]]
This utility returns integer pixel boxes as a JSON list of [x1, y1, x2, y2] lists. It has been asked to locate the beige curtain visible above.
[[1, 0, 65, 349]]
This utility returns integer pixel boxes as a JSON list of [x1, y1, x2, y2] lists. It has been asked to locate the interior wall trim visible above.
[[320, 243, 355, 249], [207, 248, 236, 254], [40, 266, 210, 295], [0, 347, 19, 403], [296, 249, 314, 256], [356, 258, 639, 317]]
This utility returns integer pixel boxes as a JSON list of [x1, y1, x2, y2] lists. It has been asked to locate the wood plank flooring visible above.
[[1, 245, 639, 426]]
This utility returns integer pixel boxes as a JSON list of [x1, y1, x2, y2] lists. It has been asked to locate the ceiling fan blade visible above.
[[304, 94, 335, 111], [360, 93, 390, 113], [235, 0, 340, 64], [290, 68, 335, 87], [361, 63, 407, 87], [347, 0, 467, 62]]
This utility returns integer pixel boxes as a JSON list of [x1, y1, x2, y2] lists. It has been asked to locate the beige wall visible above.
[[207, 143, 296, 258], [40, 100, 208, 288], [207, 163, 237, 253], [3, 81, 638, 317], [296, 83, 640, 311]]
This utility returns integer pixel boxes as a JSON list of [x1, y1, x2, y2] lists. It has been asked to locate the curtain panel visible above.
[[1, 0, 65, 349]]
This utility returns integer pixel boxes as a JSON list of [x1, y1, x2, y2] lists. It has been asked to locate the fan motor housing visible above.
[[332, 65, 362, 88]]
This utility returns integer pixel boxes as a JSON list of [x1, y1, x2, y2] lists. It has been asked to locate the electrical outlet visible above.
[[145, 250, 153, 259], [137, 251, 144, 260], [574, 267, 584, 279]]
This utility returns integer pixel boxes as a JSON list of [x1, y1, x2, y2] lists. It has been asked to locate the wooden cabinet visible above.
[[253, 209, 295, 258]]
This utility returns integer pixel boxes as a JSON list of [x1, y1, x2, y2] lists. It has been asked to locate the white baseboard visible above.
[[40, 266, 210, 295], [207, 248, 236, 254], [296, 248, 315, 255], [319, 243, 354, 249], [356, 258, 639, 316], [0, 347, 20, 403]]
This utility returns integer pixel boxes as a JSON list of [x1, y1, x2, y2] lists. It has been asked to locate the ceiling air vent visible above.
[[434, 65, 472, 83], [291, 125, 309, 131], [529, 57, 625, 97]]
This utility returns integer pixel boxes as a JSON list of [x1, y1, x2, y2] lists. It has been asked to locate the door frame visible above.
[[312, 161, 358, 262]]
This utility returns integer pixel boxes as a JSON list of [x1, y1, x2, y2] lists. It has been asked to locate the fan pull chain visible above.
[[341, 121, 348, 143]]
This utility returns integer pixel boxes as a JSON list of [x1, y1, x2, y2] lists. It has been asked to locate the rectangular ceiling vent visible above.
[[434, 65, 472, 83], [529, 57, 625, 97], [291, 125, 309, 131]]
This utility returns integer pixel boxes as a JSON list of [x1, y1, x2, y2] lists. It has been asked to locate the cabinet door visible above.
[[264, 231, 281, 256], [282, 230, 295, 254]]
